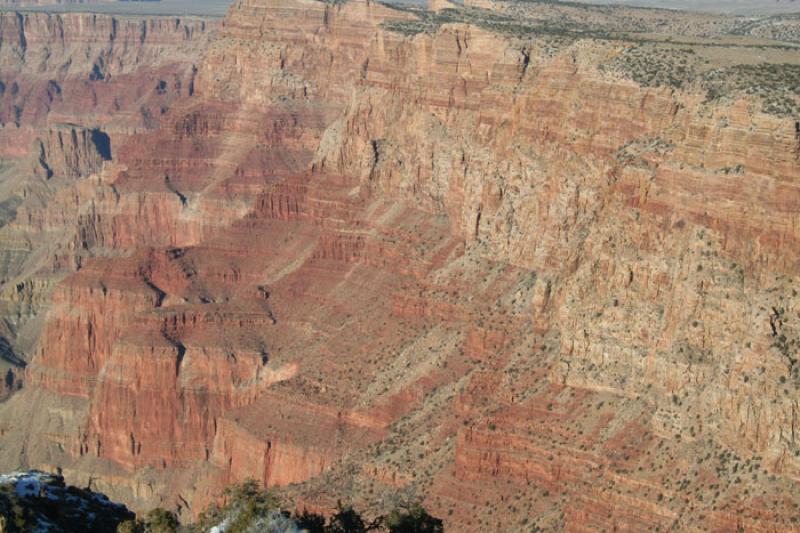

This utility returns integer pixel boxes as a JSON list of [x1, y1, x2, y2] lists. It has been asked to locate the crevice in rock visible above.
[[257, 285, 278, 324], [188, 65, 198, 96], [770, 306, 798, 373], [165, 175, 187, 206], [15, 13, 27, 54], [46, 80, 62, 104], [369, 139, 380, 180], [161, 331, 187, 378], [35, 140, 53, 179], [520, 47, 531, 80], [141, 277, 166, 308], [89, 64, 105, 82], [90, 128, 112, 161], [0, 336, 25, 369]]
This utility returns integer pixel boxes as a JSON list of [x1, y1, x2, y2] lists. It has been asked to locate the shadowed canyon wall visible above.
[[0, 0, 798, 530]]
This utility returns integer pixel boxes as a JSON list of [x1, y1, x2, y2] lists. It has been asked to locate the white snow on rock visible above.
[[0, 470, 134, 531]]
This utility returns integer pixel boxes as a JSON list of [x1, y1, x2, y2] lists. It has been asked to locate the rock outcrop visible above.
[[0, 470, 134, 532]]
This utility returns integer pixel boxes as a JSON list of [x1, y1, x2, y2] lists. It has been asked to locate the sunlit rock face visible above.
[[0, 0, 799, 530]]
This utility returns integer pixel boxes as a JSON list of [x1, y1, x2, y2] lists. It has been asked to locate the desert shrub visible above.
[[143, 508, 179, 533], [386, 503, 444, 533], [601, 46, 699, 89], [188, 481, 443, 532], [296, 509, 327, 533], [117, 520, 144, 533], [326, 503, 375, 533], [701, 64, 800, 117], [193, 479, 282, 533]]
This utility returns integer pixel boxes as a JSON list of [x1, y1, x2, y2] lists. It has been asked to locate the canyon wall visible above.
[[0, 0, 798, 530], [0, 6, 216, 488]]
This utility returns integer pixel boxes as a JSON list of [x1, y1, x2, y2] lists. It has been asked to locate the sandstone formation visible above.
[[0, 0, 799, 530], [0, 6, 216, 492]]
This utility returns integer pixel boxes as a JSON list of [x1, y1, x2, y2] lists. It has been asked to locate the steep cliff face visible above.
[[0, 10, 212, 142], [1, 0, 799, 530], [30, 126, 110, 179], [307, 20, 800, 528], [0, 9, 216, 459]]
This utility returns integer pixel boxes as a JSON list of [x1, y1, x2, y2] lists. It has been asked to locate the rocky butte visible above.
[[0, 0, 798, 530]]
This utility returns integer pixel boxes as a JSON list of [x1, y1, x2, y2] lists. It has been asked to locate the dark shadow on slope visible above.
[[90, 129, 112, 161], [0, 337, 25, 369]]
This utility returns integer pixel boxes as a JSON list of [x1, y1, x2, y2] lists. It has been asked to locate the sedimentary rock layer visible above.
[[0, 8, 216, 483], [0, 0, 799, 530]]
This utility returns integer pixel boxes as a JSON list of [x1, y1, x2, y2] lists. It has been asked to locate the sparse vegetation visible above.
[[601, 45, 700, 89], [118, 508, 179, 533], [177, 480, 444, 532], [701, 63, 800, 117], [0, 472, 134, 533], [381, 0, 800, 118], [380, 4, 608, 40]]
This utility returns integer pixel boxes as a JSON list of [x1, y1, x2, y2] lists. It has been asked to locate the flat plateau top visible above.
[[6, 0, 800, 18], [0, 0, 235, 17], [569, 0, 800, 15]]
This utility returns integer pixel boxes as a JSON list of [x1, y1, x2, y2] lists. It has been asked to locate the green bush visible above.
[[117, 520, 144, 533], [146, 481, 445, 532], [143, 508, 179, 533], [386, 503, 444, 533], [296, 509, 327, 533]]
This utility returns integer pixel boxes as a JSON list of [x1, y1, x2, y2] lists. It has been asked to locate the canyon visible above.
[[0, 0, 799, 530]]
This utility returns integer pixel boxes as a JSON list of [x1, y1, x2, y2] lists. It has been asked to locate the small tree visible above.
[[224, 479, 280, 510], [220, 480, 281, 533], [191, 479, 286, 532], [142, 508, 179, 533], [326, 504, 367, 533], [325, 501, 382, 533], [295, 509, 326, 533], [385, 503, 443, 533], [117, 519, 144, 533]]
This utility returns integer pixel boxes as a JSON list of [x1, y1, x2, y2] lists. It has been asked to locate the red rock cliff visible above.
[[0, 0, 799, 530]]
